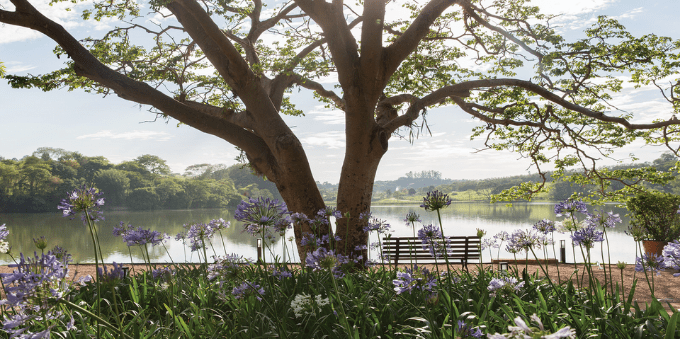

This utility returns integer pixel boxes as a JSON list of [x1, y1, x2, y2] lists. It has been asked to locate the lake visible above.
[[0, 203, 640, 265]]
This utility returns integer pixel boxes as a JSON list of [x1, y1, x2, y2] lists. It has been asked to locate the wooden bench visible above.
[[381, 236, 481, 270]]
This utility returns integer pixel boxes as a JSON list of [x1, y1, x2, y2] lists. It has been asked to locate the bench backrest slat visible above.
[[381, 236, 481, 268]]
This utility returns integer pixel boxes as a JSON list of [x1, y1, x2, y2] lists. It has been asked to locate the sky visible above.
[[1, 0, 679, 183]]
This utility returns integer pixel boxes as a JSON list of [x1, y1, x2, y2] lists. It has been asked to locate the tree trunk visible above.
[[334, 110, 390, 261]]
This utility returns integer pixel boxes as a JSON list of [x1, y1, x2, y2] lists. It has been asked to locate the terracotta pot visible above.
[[642, 240, 668, 257]]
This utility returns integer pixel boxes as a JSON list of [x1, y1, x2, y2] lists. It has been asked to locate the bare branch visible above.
[[292, 76, 345, 110]]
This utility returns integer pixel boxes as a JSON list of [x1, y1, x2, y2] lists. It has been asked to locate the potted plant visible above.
[[626, 190, 680, 256]]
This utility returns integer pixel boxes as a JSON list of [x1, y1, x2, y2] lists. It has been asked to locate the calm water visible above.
[[0, 203, 638, 265]]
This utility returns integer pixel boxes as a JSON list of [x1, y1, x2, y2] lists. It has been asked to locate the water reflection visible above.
[[0, 203, 638, 265]]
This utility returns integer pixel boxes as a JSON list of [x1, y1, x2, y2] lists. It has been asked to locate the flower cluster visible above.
[[113, 222, 168, 247], [488, 276, 525, 298], [404, 212, 422, 226], [176, 219, 229, 252], [505, 229, 543, 254], [533, 219, 556, 234], [152, 266, 174, 280], [554, 199, 588, 217], [57, 185, 105, 223], [662, 240, 680, 277], [0, 224, 9, 254], [571, 226, 604, 249], [271, 266, 293, 279], [290, 293, 330, 318], [417, 224, 450, 257], [488, 314, 575, 339], [635, 253, 665, 275], [363, 217, 392, 234], [420, 190, 452, 211], [456, 320, 483, 339], [305, 247, 359, 278], [587, 210, 621, 229], [317, 206, 342, 220], [235, 197, 291, 235], [232, 281, 265, 301], [0, 250, 74, 338], [97, 262, 126, 283], [392, 265, 437, 295], [208, 254, 250, 282]]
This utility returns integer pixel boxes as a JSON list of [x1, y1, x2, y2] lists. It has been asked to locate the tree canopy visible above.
[[2, 0, 680, 259]]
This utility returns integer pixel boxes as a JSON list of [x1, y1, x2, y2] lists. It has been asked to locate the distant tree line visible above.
[[0, 147, 281, 213], [364, 154, 680, 202]]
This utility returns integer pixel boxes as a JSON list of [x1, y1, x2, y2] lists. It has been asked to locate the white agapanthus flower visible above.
[[488, 314, 576, 339], [290, 293, 330, 318], [0, 240, 9, 254]]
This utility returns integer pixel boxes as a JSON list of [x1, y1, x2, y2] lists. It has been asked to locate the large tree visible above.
[[2, 0, 680, 261]]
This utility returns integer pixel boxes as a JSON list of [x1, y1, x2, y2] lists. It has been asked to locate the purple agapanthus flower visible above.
[[420, 190, 452, 212], [636, 253, 665, 275], [58, 185, 105, 223], [554, 199, 589, 217], [662, 240, 680, 277], [359, 211, 372, 220], [457, 320, 483, 338], [291, 212, 310, 225], [488, 276, 525, 297], [571, 226, 604, 249], [506, 229, 543, 254], [177, 219, 226, 252], [392, 265, 437, 295], [271, 266, 293, 280], [208, 254, 250, 283], [404, 212, 422, 226], [417, 224, 449, 257], [97, 262, 126, 282], [363, 218, 392, 234], [232, 281, 265, 301], [587, 210, 622, 229], [301, 233, 324, 248], [0, 249, 77, 338], [305, 247, 357, 278], [114, 222, 168, 247], [317, 206, 343, 220], [152, 266, 174, 280], [533, 219, 556, 234], [235, 197, 291, 235], [481, 237, 498, 250], [0, 224, 8, 241], [1, 251, 70, 307]]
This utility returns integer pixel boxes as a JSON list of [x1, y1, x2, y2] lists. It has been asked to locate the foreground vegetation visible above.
[[1, 188, 680, 338]]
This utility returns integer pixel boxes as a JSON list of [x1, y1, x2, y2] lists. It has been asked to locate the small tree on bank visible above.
[[2, 0, 680, 261]]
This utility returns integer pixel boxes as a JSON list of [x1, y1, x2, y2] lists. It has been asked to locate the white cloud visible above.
[[0, 0, 83, 44], [309, 107, 344, 124], [4, 61, 36, 73], [533, 0, 616, 16], [301, 131, 345, 149], [76, 130, 173, 141], [615, 7, 643, 20]]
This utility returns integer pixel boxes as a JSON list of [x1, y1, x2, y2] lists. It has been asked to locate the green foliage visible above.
[[0, 149, 246, 212], [127, 187, 161, 210], [94, 169, 131, 206], [626, 190, 680, 241]]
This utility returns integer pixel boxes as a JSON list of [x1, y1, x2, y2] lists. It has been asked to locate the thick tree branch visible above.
[[294, 0, 358, 87], [359, 0, 385, 100], [383, 0, 460, 81], [0, 0, 279, 179]]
